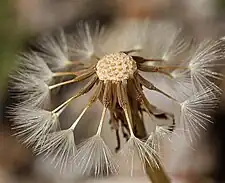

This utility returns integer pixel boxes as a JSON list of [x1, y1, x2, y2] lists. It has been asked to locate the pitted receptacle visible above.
[[96, 52, 137, 83]]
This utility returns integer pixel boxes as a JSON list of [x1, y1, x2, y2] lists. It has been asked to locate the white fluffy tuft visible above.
[[106, 20, 189, 64], [188, 40, 225, 93], [12, 107, 60, 148], [170, 69, 193, 102], [36, 29, 70, 71], [120, 136, 160, 175], [74, 135, 118, 177], [180, 89, 219, 141], [10, 74, 50, 107], [38, 129, 76, 174], [16, 52, 53, 83], [147, 125, 172, 154], [68, 21, 105, 63]]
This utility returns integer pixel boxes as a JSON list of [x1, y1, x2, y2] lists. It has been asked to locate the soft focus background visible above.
[[1, 0, 225, 183]]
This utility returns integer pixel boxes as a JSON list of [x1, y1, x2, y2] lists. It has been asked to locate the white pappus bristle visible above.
[[68, 21, 105, 62], [36, 28, 70, 71], [10, 73, 50, 107], [188, 40, 225, 93], [180, 89, 219, 141], [170, 69, 193, 102], [120, 136, 160, 176], [38, 129, 76, 174], [12, 107, 60, 148], [147, 125, 172, 154], [74, 135, 118, 176], [16, 52, 53, 83]]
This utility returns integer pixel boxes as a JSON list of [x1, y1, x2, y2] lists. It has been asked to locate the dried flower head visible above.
[[9, 20, 225, 177]]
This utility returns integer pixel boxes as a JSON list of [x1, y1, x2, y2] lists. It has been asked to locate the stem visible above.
[[96, 107, 107, 135], [49, 79, 76, 90], [132, 56, 165, 64], [145, 157, 171, 183], [52, 95, 76, 114], [69, 106, 89, 130], [134, 110, 171, 183], [53, 72, 78, 77], [145, 59, 164, 62], [52, 76, 98, 114], [123, 108, 135, 137]]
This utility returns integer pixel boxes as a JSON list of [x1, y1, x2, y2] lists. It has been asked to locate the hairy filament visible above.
[[66, 60, 84, 66], [49, 79, 77, 90]]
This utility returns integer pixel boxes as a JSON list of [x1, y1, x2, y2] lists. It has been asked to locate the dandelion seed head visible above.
[[96, 52, 137, 82], [7, 19, 225, 179]]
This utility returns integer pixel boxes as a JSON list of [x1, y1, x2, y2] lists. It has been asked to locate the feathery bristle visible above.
[[68, 21, 105, 62], [36, 29, 70, 71], [16, 52, 53, 83], [188, 40, 225, 93], [74, 135, 118, 177], [10, 74, 50, 107], [39, 129, 76, 173], [147, 125, 172, 154], [12, 107, 60, 147], [170, 69, 193, 102], [120, 136, 160, 175], [180, 89, 219, 141]]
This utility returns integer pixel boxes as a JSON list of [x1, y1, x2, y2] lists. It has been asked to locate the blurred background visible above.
[[1, 0, 225, 183]]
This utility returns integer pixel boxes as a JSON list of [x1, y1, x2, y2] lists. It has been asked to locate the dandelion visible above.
[[8, 20, 225, 182]]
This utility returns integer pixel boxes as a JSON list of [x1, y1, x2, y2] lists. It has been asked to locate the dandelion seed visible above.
[[74, 107, 118, 176]]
